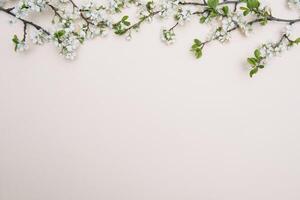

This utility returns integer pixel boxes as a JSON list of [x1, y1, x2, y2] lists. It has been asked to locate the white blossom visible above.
[[16, 40, 29, 52], [283, 24, 293, 36], [12, 0, 47, 18], [175, 7, 192, 25], [30, 29, 50, 45], [288, 0, 300, 9], [1, 0, 300, 65]]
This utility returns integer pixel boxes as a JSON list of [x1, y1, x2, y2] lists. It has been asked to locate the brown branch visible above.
[[0, 7, 50, 35]]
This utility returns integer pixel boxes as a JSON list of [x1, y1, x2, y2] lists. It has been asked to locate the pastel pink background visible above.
[[1, 1, 300, 199]]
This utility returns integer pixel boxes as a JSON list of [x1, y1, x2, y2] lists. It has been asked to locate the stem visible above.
[[22, 23, 27, 41], [169, 22, 179, 31], [179, 0, 241, 6], [47, 3, 63, 19], [123, 11, 160, 33], [68, 0, 92, 27], [0, 6, 50, 35], [204, 15, 300, 45], [268, 16, 300, 24]]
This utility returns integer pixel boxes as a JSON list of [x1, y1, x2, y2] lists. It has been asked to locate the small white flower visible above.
[[283, 24, 293, 36], [16, 41, 29, 52], [288, 0, 300, 9], [30, 29, 50, 45]]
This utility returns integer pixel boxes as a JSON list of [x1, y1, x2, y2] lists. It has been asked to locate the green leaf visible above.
[[12, 35, 19, 51], [115, 29, 126, 35], [240, 6, 250, 15], [122, 21, 131, 26], [257, 65, 264, 69], [254, 49, 261, 59], [247, 0, 260, 10], [209, 11, 218, 18], [260, 18, 268, 25], [207, 0, 219, 9], [121, 16, 129, 21], [54, 30, 65, 39], [243, 10, 250, 16], [195, 48, 202, 59], [146, 1, 154, 12], [191, 39, 203, 59], [199, 16, 206, 24], [194, 39, 201, 45], [294, 37, 300, 44], [249, 67, 258, 78], [240, 7, 248, 11], [191, 44, 198, 49], [222, 6, 229, 16], [12, 35, 19, 44], [247, 57, 257, 66]]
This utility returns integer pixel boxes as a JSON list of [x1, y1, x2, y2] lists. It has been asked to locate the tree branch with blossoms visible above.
[[1, 0, 300, 77]]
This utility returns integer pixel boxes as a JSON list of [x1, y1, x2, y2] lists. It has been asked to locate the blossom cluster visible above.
[[247, 25, 300, 77], [288, 0, 300, 9], [12, 0, 47, 18], [259, 25, 294, 60], [1, 0, 300, 77]]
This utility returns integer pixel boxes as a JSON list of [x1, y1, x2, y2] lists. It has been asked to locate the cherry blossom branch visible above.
[[1, 0, 300, 77], [179, 0, 241, 6], [0, 6, 50, 35]]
